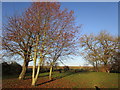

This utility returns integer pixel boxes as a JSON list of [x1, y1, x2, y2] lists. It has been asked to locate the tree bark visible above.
[[18, 60, 29, 80], [31, 56, 43, 86], [32, 38, 37, 86], [95, 61, 99, 72], [32, 56, 36, 86], [35, 59, 42, 82], [49, 65, 53, 80], [104, 65, 110, 73], [31, 35, 43, 86]]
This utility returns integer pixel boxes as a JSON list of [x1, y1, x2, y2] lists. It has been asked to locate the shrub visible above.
[[2, 62, 10, 75], [2, 61, 22, 75], [63, 66, 69, 72], [58, 69, 62, 73]]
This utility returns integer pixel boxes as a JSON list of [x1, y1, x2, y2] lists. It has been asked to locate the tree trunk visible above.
[[31, 56, 43, 86], [32, 41, 37, 86], [18, 60, 29, 80], [31, 35, 44, 86], [103, 62, 110, 73], [32, 79, 36, 86], [32, 59, 36, 86], [95, 61, 99, 72], [105, 66, 110, 73], [49, 65, 53, 80], [31, 34, 45, 86], [93, 62, 96, 71], [35, 62, 41, 82], [107, 70, 110, 73]]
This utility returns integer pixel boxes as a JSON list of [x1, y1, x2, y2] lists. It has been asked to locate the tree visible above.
[[29, 2, 80, 85], [96, 31, 118, 72], [80, 31, 118, 72], [3, 15, 34, 80], [3, 2, 80, 86], [110, 52, 120, 73], [80, 34, 100, 72], [48, 30, 79, 80]]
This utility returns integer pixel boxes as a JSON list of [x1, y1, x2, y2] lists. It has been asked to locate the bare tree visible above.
[[80, 31, 118, 72], [80, 34, 100, 72], [3, 2, 81, 86], [3, 15, 34, 80], [48, 30, 79, 80], [29, 2, 80, 85], [96, 31, 118, 72]]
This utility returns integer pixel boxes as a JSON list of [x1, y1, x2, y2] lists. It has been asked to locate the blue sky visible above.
[[2, 2, 118, 66]]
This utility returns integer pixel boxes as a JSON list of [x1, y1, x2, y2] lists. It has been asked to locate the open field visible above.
[[2, 71, 119, 88], [28, 66, 93, 69]]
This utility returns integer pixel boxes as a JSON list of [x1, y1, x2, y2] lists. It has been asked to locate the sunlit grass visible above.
[[64, 72, 119, 88], [3, 71, 119, 88], [38, 71, 119, 88]]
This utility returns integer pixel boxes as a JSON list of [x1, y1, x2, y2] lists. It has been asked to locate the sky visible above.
[[2, 2, 118, 66]]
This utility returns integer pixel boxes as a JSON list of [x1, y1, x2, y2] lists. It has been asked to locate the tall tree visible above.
[[48, 29, 79, 80], [2, 15, 34, 80], [80, 31, 118, 72], [96, 31, 118, 72], [3, 2, 80, 86], [29, 2, 80, 85], [80, 34, 100, 72]]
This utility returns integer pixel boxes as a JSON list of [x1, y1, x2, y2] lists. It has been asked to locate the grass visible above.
[[2, 71, 119, 88], [64, 72, 119, 88]]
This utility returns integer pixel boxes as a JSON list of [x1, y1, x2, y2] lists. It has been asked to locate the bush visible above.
[[58, 69, 62, 73], [40, 67, 50, 73], [110, 62, 120, 73], [2, 62, 10, 75], [2, 61, 22, 75], [63, 66, 69, 72], [73, 69, 88, 73]]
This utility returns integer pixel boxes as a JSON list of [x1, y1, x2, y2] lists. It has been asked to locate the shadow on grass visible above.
[[2, 74, 19, 80], [37, 70, 90, 86], [39, 74, 49, 77], [24, 72, 51, 80]]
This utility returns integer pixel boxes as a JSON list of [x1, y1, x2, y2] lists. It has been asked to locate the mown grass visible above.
[[37, 71, 119, 88], [3, 71, 119, 88], [63, 72, 119, 88]]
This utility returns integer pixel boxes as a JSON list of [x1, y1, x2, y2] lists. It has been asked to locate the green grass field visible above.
[[2, 71, 119, 88]]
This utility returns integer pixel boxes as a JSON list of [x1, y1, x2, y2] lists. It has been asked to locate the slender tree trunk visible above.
[[95, 61, 99, 72], [93, 62, 96, 71], [105, 65, 107, 72], [32, 40, 37, 86], [32, 56, 36, 86], [34, 56, 43, 84], [19, 60, 29, 80], [31, 32, 46, 86], [107, 70, 110, 73], [103, 62, 109, 73], [32, 35, 44, 86], [49, 65, 53, 80], [104, 65, 110, 73], [32, 56, 44, 86]]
